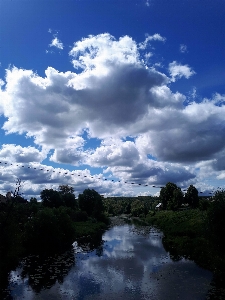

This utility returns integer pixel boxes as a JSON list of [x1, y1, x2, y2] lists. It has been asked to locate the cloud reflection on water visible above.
[[8, 224, 212, 299]]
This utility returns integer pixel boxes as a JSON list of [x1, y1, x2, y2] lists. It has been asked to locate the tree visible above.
[[131, 200, 145, 217], [40, 189, 63, 208], [185, 185, 199, 208], [168, 188, 183, 211], [58, 185, 74, 195], [58, 185, 77, 209], [207, 190, 225, 249], [160, 182, 183, 210], [24, 207, 75, 253], [78, 189, 104, 219], [30, 197, 38, 204]]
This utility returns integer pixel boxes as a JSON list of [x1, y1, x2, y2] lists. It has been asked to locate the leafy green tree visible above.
[[40, 189, 63, 208], [78, 189, 104, 219], [185, 185, 199, 208], [58, 185, 74, 195], [58, 185, 78, 209], [131, 200, 145, 217], [24, 207, 75, 253], [199, 198, 210, 211], [207, 190, 225, 249], [160, 182, 183, 210], [30, 197, 38, 204], [168, 188, 183, 211]]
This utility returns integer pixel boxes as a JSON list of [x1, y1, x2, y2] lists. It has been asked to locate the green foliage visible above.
[[146, 208, 225, 279], [103, 196, 157, 216], [58, 185, 74, 195], [40, 189, 63, 208], [199, 198, 211, 211], [78, 189, 104, 219], [147, 209, 206, 237], [24, 207, 75, 253], [168, 188, 183, 211], [185, 184, 199, 208], [160, 182, 183, 210], [207, 190, 225, 248], [73, 221, 107, 238], [131, 200, 145, 217], [30, 197, 38, 204], [58, 185, 78, 209]]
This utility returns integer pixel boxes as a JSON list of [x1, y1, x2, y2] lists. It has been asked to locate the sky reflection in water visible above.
[[8, 224, 212, 299]]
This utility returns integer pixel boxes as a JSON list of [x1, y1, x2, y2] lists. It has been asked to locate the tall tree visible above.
[[185, 185, 199, 208], [168, 188, 183, 211], [78, 189, 104, 219], [58, 185, 74, 195], [160, 182, 182, 210], [40, 189, 63, 208], [58, 185, 77, 209], [207, 190, 225, 249]]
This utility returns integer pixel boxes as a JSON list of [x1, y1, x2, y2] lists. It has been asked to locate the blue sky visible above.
[[0, 0, 225, 199]]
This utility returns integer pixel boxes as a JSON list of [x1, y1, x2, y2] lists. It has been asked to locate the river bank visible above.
[[145, 209, 225, 298]]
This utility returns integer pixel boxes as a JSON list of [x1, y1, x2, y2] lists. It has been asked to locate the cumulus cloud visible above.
[[169, 61, 196, 82], [0, 144, 47, 163], [1, 33, 225, 195], [85, 140, 140, 168], [49, 36, 64, 50]]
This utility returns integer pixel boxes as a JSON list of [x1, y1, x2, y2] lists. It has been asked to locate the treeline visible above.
[[103, 196, 159, 217], [159, 182, 211, 210], [103, 182, 209, 217], [0, 185, 108, 289]]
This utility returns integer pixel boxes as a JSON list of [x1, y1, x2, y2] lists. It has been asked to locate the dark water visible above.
[[6, 224, 213, 299]]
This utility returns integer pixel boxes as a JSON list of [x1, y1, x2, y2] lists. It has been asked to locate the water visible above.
[[5, 224, 213, 299]]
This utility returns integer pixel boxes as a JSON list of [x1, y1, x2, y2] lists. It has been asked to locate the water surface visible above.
[[7, 224, 212, 299]]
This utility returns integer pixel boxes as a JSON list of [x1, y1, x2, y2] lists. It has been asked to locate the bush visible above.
[[24, 207, 75, 253], [207, 191, 225, 248]]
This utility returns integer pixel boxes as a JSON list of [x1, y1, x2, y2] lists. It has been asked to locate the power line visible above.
[[0, 160, 214, 194]]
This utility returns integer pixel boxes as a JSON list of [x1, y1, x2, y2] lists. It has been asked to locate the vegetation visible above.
[[1, 180, 225, 296], [103, 196, 158, 217], [0, 184, 108, 292], [145, 189, 225, 292]]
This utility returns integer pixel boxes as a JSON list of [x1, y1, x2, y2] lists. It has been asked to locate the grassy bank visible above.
[[145, 210, 225, 286], [74, 220, 108, 239]]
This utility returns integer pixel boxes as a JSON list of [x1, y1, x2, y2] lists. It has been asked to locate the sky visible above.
[[0, 0, 225, 199]]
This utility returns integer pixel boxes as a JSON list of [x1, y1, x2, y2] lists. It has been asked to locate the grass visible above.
[[145, 209, 225, 281], [73, 221, 108, 238]]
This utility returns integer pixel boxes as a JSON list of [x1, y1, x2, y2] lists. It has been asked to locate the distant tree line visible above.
[[103, 196, 159, 217]]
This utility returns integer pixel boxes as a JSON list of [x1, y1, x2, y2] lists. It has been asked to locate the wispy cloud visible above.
[[180, 44, 188, 53], [139, 33, 166, 50], [49, 36, 64, 50], [169, 61, 196, 82]]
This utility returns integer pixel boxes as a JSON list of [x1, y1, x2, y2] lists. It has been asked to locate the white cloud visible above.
[[1, 33, 225, 196], [169, 61, 196, 82], [180, 44, 188, 53], [69, 33, 140, 71], [0, 144, 48, 163], [49, 37, 64, 50], [85, 140, 140, 168], [139, 33, 166, 50]]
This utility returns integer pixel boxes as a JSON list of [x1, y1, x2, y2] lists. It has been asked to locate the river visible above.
[[4, 221, 213, 299]]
